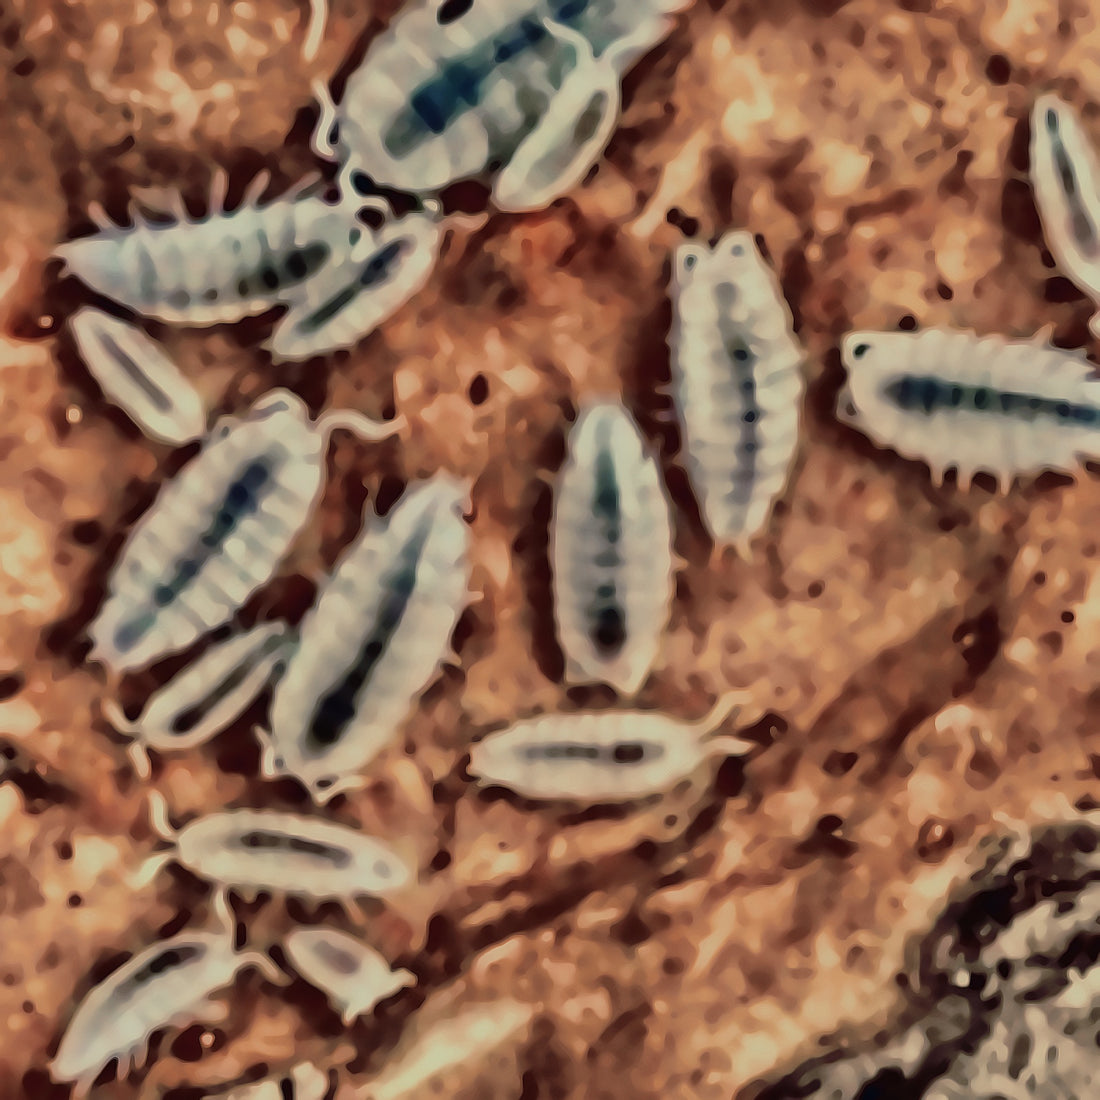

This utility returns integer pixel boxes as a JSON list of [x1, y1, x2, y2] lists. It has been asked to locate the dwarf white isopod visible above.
[[667, 230, 806, 554], [282, 927, 416, 1023], [101, 620, 293, 778], [89, 389, 402, 673], [67, 307, 207, 445], [258, 474, 471, 803], [50, 892, 283, 1097], [136, 792, 415, 903], [550, 399, 674, 696], [467, 693, 754, 803], [837, 327, 1100, 490], [56, 173, 357, 328]]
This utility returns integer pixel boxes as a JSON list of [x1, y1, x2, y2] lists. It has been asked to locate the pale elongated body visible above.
[[265, 205, 444, 362], [89, 390, 401, 673], [323, 0, 688, 196], [50, 894, 280, 1098], [467, 695, 753, 802], [1029, 94, 1100, 335], [260, 475, 471, 803], [668, 230, 806, 552], [283, 927, 415, 1023], [138, 792, 415, 900], [55, 176, 357, 327], [550, 400, 674, 695], [837, 328, 1100, 489], [101, 620, 293, 778], [68, 308, 206, 445]]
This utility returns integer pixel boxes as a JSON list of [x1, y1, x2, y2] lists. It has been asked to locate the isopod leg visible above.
[[310, 78, 340, 160], [1090, 310, 1100, 340], [100, 697, 140, 736], [130, 851, 173, 889], [696, 690, 754, 735], [125, 740, 154, 781], [241, 948, 290, 986], [145, 788, 178, 842], [316, 408, 406, 442], [706, 734, 756, 759], [301, 0, 327, 62]]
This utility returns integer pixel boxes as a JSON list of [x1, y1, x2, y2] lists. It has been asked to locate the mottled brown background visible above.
[[1, 0, 1099, 1097]]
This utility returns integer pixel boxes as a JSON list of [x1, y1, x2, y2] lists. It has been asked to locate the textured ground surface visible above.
[[1, 0, 1100, 1097]]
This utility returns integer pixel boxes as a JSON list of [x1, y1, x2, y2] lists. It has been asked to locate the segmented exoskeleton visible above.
[[837, 327, 1100, 489], [90, 390, 401, 673]]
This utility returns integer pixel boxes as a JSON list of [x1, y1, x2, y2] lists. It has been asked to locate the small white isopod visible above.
[[837, 327, 1100, 490], [55, 173, 358, 327], [550, 399, 674, 695], [136, 791, 415, 904], [89, 388, 402, 674], [466, 694, 754, 803], [282, 927, 416, 1023], [67, 307, 207, 446], [667, 230, 806, 554], [1029, 93, 1100, 338], [101, 620, 294, 778], [258, 474, 471, 803], [49, 892, 283, 1097], [264, 202, 444, 363]]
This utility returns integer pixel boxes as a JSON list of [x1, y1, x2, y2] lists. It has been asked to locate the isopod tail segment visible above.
[[251, 723, 371, 806], [492, 16, 665, 213], [311, 76, 340, 160]]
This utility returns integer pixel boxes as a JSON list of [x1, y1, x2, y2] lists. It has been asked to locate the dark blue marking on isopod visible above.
[[1050, 130, 1099, 253], [314, 940, 360, 975], [98, 332, 173, 412], [585, 446, 627, 656], [169, 639, 282, 736], [118, 944, 205, 1004], [885, 374, 1100, 425], [303, 515, 433, 755], [720, 321, 761, 507], [292, 239, 411, 340], [382, 16, 550, 158], [112, 459, 276, 653], [236, 830, 352, 866], [521, 740, 657, 763]]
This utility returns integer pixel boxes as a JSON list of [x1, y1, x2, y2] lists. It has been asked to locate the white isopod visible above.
[[101, 620, 293, 778], [55, 172, 358, 327], [1029, 93, 1100, 338], [215, 1063, 331, 1100], [837, 327, 1100, 490], [264, 203, 444, 363], [89, 389, 402, 674], [258, 474, 471, 803], [667, 230, 806, 554], [137, 792, 415, 902], [321, 0, 686, 197], [492, 16, 673, 212], [67, 307, 207, 445], [282, 927, 415, 1023], [550, 400, 674, 695], [466, 694, 754, 803], [50, 892, 282, 1098]]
